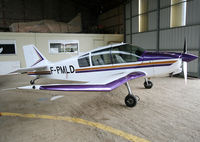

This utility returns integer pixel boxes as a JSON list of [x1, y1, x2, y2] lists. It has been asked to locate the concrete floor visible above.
[[0, 74, 200, 142]]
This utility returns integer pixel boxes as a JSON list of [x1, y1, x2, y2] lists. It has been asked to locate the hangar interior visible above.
[[0, 33, 123, 74], [125, 0, 200, 78], [0, 0, 200, 77], [0, 0, 124, 33], [0, 0, 125, 74], [0, 0, 200, 142]]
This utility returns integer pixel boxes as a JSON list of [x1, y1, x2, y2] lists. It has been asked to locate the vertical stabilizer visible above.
[[23, 44, 48, 67]]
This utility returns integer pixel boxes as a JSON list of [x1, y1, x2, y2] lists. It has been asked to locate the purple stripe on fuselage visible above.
[[39, 72, 146, 92], [76, 63, 172, 73]]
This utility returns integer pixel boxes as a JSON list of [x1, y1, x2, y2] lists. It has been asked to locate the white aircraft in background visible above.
[[12, 41, 197, 107]]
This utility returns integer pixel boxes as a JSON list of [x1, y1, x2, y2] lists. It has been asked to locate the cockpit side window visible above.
[[111, 44, 144, 64], [91, 48, 112, 66], [78, 53, 90, 67]]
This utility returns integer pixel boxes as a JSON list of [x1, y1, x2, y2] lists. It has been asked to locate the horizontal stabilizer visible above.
[[11, 65, 47, 74]]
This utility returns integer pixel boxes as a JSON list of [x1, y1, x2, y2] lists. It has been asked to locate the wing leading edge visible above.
[[39, 71, 146, 92]]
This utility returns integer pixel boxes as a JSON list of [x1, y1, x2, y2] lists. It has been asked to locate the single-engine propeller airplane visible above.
[[11, 40, 197, 107]]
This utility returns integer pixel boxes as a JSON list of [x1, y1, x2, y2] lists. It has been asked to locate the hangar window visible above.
[[49, 40, 79, 54], [111, 44, 144, 64], [91, 48, 112, 66], [0, 40, 16, 55], [138, 0, 148, 32], [78, 53, 90, 67], [170, 0, 187, 27]]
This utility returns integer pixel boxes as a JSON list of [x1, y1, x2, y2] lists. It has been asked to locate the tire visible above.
[[144, 81, 153, 89], [125, 95, 137, 107]]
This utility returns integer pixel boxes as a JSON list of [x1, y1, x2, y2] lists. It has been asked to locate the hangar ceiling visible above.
[[0, 0, 126, 33], [72, 0, 125, 13]]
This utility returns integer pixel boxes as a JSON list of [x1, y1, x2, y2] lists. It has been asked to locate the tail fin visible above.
[[23, 44, 48, 67]]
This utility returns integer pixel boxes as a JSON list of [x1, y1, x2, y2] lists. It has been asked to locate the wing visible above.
[[20, 71, 146, 92]]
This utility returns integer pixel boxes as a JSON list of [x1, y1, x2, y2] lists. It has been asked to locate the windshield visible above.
[[111, 44, 145, 64]]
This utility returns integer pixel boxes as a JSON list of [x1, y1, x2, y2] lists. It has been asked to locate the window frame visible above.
[[78, 53, 91, 68], [48, 40, 79, 54], [91, 48, 112, 66]]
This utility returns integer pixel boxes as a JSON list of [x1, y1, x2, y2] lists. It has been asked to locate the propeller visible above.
[[183, 38, 187, 84], [183, 38, 187, 53], [183, 61, 187, 84]]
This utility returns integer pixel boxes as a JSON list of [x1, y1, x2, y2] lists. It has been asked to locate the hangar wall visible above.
[[0, 32, 123, 73], [125, 0, 200, 78], [98, 5, 124, 34]]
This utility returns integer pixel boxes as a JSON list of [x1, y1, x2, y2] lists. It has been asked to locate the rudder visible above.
[[23, 44, 48, 67]]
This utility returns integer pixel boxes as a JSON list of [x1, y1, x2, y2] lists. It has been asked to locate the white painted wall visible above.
[[0, 61, 20, 75], [0, 32, 123, 72]]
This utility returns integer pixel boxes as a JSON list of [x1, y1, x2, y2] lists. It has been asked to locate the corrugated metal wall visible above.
[[98, 5, 124, 34], [125, 0, 200, 78]]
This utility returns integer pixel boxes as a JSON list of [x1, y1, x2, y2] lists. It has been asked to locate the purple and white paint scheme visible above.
[[39, 72, 146, 91], [141, 51, 197, 62], [13, 42, 198, 107]]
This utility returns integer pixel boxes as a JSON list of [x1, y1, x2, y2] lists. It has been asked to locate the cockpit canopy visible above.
[[78, 44, 145, 67]]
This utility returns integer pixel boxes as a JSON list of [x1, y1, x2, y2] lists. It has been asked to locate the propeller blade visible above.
[[183, 38, 187, 53], [183, 61, 187, 84]]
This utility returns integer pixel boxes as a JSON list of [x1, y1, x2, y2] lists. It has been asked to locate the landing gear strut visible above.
[[30, 76, 39, 89], [144, 78, 153, 89], [124, 82, 138, 107]]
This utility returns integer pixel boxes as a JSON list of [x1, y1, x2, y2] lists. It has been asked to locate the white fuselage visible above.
[[35, 57, 182, 85]]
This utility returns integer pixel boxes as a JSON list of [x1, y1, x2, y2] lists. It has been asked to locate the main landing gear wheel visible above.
[[125, 95, 137, 107], [124, 82, 138, 107], [144, 80, 153, 89]]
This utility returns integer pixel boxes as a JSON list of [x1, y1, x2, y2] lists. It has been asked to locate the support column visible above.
[[157, 0, 160, 52], [130, 0, 132, 44]]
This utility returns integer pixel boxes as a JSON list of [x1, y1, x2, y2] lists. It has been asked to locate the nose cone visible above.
[[182, 53, 198, 62]]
